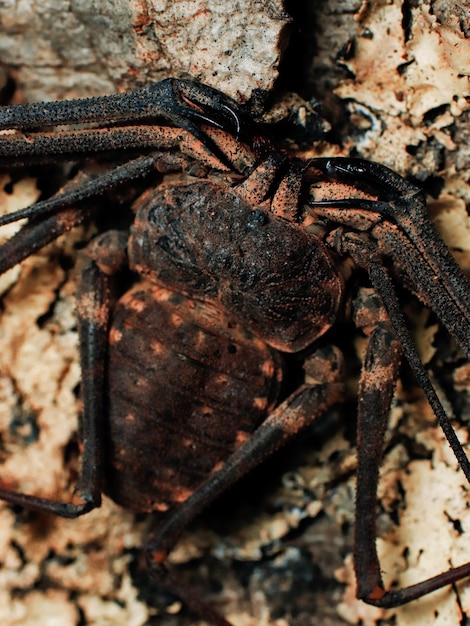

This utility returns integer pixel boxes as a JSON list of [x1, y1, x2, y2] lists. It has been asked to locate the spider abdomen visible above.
[[104, 281, 281, 512]]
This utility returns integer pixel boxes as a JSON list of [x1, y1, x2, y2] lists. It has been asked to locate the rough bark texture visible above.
[[0, 0, 289, 101], [0, 1, 469, 625]]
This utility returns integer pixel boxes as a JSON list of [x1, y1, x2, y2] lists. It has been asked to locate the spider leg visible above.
[[0, 79, 253, 169], [328, 229, 470, 602], [369, 259, 470, 474], [0, 126, 188, 167], [0, 230, 129, 519], [0, 142, 236, 274], [0, 154, 160, 277], [352, 289, 402, 602], [352, 288, 470, 607], [308, 158, 470, 358], [74, 231, 129, 508], [0, 79, 249, 135], [143, 350, 343, 622], [0, 153, 158, 226], [331, 227, 470, 480], [0, 124, 254, 174], [0, 201, 95, 274], [0, 488, 96, 518], [171, 79, 256, 140]]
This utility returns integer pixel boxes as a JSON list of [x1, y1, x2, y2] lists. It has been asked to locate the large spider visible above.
[[0, 78, 469, 625]]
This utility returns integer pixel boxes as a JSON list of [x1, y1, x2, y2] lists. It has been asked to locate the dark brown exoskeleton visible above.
[[0, 78, 469, 625]]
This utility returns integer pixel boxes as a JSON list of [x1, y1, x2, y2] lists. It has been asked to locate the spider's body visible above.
[[0, 78, 469, 626], [86, 164, 344, 514]]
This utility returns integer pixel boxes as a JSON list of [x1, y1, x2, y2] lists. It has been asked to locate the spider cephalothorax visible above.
[[0, 78, 469, 625]]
